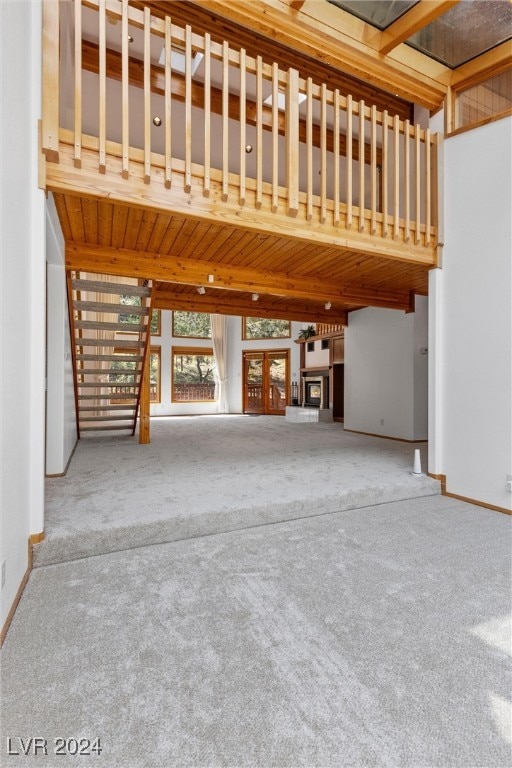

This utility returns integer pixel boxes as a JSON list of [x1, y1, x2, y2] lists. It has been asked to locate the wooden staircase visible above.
[[67, 273, 153, 437]]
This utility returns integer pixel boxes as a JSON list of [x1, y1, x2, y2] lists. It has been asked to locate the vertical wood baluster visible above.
[[370, 104, 377, 235], [203, 33, 210, 196], [382, 110, 388, 238], [99, 0, 106, 173], [164, 16, 172, 188], [306, 77, 313, 222], [74, 0, 82, 168], [271, 62, 279, 213], [143, 7, 151, 184], [121, 0, 129, 179], [393, 114, 400, 240], [333, 89, 340, 226], [256, 56, 263, 209], [320, 84, 327, 224], [285, 67, 299, 217], [358, 100, 365, 232], [184, 24, 192, 193], [415, 128, 421, 244], [404, 119, 410, 242], [346, 94, 352, 230], [222, 41, 229, 202], [425, 129, 431, 246], [239, 48, 246, 206]]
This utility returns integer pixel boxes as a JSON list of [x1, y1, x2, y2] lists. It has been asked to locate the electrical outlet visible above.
[[1, 561, 5, 589], [507, 474, 512, 493]]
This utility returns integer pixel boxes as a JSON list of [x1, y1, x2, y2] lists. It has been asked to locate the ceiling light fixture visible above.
[[263, 91, 306, 110], [127, 34, 134, 43], [208, 274, 214, 283], [197, 286, 206, 295], [325, 301, 332, 310], [252, 293, 259, 301], [152, 116, 162, 126], [245, 144, 253, 153]]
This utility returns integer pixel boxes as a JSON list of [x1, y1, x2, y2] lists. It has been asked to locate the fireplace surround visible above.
[[302, 376, 328, 408]]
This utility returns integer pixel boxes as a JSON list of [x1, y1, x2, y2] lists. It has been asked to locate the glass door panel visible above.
[[267, 353, 287, 414], [244, 354, 264, 413]]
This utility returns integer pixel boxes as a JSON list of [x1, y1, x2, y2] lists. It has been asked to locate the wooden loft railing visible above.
[[41, 0, 439, 260]]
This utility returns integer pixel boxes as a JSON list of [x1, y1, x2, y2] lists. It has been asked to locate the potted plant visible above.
[[298, 325, 316, 340]]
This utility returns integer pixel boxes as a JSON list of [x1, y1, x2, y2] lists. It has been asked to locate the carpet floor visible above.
[[38, 416, 439, 566], [2, 494, 511, 767]]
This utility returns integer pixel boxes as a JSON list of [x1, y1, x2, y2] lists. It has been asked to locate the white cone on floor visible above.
[[412, 448, 422, 476]]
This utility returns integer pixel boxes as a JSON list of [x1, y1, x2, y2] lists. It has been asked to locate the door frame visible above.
[[242, 349, 290, 415]]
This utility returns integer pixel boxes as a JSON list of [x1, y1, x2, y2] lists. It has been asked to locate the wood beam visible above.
[[450, 40, 512, 92], [188, 0, 449, 109], [65, 242, 412, 310], [379, 1, 459, 56], [81, 40, 376, 164], [153, 287, 348, 324]]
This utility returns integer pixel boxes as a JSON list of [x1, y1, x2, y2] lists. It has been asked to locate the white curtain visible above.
[[210, 314, 229, 413]]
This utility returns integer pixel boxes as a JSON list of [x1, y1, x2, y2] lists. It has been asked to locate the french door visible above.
[[243, 350, 289, 415]]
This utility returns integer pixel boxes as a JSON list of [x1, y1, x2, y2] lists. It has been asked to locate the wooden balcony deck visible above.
[[40, 0, 440, 323]]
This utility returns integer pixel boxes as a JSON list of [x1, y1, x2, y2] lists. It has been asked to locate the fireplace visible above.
[[302, 376, 328, 408]]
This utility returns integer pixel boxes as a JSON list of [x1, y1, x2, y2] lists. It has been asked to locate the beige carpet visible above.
[[3, 494, 511, 767], [38, 416, 439, 565]]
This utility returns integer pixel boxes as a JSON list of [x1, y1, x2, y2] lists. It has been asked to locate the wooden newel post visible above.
[[139, 350, 150, 444], [285, 67, 299, 217], [42, 0, 60, 162]]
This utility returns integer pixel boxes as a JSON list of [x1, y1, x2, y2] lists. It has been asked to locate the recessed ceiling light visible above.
[[252, 293, 259, 301], [325, 301, 331, 310], [159, 47, 204, 76], [263, 91, 306, 110], [197, 286, 206, 295]]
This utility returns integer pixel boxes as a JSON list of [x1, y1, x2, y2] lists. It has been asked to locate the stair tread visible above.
[[78, 382, 139, 388], [75, 339, 144, 348], [75, 301, 149, 315], [75, 320, 145, 332], [79, 405, 137, 411], [78, 394, 138, 400], [76, 354, 143, 362], [80, 425, 135, 432], [79, 415, 135, 422], [73, 279, 151, 297], [77, 369, 138, 376]]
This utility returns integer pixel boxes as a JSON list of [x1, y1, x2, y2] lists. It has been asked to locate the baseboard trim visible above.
[[343, 428, 428, 444], [45, 438, 79, 478], [428, 473, 511, 516], [443, 490, 511, 516], [428, 473, 447, 492], [0, 532, 43, 647]]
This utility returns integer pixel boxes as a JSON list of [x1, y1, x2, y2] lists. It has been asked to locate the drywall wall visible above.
[[46, 198, 77, 475], [344, 301, 428, 441], [1, 0, 45, 630], [438, 117, 512, 510]]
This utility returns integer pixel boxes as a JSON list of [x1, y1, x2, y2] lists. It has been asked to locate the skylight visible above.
[[328, 0, 419, 31]]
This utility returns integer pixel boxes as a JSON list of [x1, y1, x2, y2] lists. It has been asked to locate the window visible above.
[[455, 70, 512, 132], [321, 339, 330, 350], [171, 347, 217, 402], [173, 311, 211, 338], [150, 310, 161, 336], [242, 317, 291, 340], [307, 341, 314, 352], [150, 347, 161, 403]]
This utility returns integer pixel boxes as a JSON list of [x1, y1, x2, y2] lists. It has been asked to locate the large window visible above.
[[118, 295, 160, 336], [173, 311, 211, 338], [171, 347, 217, 402], [243, 317, 291, 340], [150, 347, 161, 403]]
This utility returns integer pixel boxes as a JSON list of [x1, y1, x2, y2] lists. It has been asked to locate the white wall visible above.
[[1, 0, 45, 629], [435, 117, 512, 510], [150, 314, 303, 415], [344, 299, 428, 441], [46, 198, 77, 475]]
